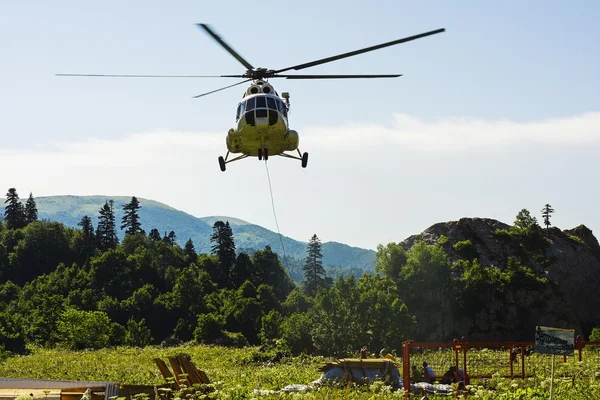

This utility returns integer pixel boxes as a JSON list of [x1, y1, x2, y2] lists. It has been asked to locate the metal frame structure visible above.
[[401, 336, 600, 398]]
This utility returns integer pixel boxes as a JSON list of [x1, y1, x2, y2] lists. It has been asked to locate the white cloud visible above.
[[2, 111, 598, 168], [302, 111, 600, 150], [2, 131, 225, 168], [1, 111, 599, 250]]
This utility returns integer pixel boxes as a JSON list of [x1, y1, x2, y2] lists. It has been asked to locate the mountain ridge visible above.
[[4, 195, 376, 271]]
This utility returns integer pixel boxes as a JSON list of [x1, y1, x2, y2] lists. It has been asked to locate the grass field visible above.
[[1, 345, 599, 399]]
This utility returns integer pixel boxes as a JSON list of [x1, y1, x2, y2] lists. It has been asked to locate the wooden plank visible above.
[[154, 358, 178, 389], [190, 361, 210, 384], [176, 356, 201, 385], [195, 370, 210, 385], [168, 356, 187, 387]]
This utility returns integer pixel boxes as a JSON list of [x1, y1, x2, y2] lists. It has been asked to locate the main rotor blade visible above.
[[192, 79, 252, 98], [197, 24, 254, 71], [275, 74, 402, 79], [56, 73, 242, 78], [274, 28, 445, 73]]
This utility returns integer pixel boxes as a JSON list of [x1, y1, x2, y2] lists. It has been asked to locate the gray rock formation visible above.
[[400, 218, 600, 342]]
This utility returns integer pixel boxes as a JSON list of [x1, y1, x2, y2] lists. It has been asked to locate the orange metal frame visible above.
[[401, 336, 600, 398]]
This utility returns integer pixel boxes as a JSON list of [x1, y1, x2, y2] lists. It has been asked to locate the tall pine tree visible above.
[[302, 234, 328, 297], [77, 215, 96, 261], [97, 200, 118, 251], [541, 204, 555, 234], [184, 238, 197, 260], [210, 221, 236, 280], [24, 192, 38, 224], [4, 188, 26, 229], [121, 196, 143, 235]]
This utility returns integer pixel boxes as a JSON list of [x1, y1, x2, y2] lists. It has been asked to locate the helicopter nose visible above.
[[255, 107, 269, 132], [256, 116, 269, 133]]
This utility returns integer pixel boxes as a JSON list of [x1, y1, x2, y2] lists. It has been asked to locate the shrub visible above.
[[109, 322, 127, 346], [281, 288, 313, 315], [194, 313, 223, 344], [0, 344, 11, 361], [280, 312, 314, 355], [259, 310, 283, 343], [0, 311, 26, 354], [453, 240, 477, 260], [126, 318, 154, 347], [494, 228, 512, 240], [214, 331, 248, 348], [56, 307, 112, 350], [567, 234, 585, 245], [437, 235, 449, 246]]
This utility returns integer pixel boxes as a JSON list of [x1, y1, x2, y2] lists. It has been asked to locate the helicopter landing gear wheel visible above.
[[258, 148, 263, 160], [264, 148, 269, 161], [301, 152, 308, 168], [218, 156, 226, 172]]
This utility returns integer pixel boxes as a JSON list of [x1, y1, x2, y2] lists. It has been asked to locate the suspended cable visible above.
[[264, 160, 287, 266]]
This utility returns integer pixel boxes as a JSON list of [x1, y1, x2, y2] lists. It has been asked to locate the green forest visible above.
[[1, 188, 599, 361]]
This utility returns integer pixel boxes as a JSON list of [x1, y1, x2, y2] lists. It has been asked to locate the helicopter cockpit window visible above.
[[246, 98, 255, 111], [236, 104, 242, 120], [267, 97, 276, 110], [256, 96, 266, 108]]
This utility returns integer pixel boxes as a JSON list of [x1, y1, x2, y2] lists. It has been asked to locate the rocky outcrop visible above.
[[400, 218, 600, 342], [564, 225, 600, 263]]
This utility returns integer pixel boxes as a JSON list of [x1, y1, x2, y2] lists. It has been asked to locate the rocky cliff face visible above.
[[400, 218, 600, 342]]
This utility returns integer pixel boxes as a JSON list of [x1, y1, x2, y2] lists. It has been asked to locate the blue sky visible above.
[[1, 1, 599, 250]]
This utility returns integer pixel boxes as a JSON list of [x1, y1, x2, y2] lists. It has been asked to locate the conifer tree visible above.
[[121, 196, 143, 235], [78, 215, 96, 261], [541, 204, 555, 234], [4, 188, 26, 229], [210, 221, 236, 279], [163, 231, 177, 245], [230, 253, 253, 288], [97, 200, 118, 251], [148, 228, 161, 241], [24, 192, 38, 224], [302, 234, 328, 297], [184, 238, 197, 257]]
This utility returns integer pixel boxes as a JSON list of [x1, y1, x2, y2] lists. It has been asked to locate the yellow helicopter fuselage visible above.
[[226, 92, 298, 157]]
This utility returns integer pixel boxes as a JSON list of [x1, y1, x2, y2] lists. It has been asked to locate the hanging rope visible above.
[[264, 160, 287, 265]]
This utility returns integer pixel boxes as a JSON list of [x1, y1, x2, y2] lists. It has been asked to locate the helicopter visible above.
[[57, 24, 445, 171]]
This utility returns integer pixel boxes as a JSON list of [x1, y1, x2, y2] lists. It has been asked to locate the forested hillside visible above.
[[1, 189, 599, 360], [0, 189, 409, 359]]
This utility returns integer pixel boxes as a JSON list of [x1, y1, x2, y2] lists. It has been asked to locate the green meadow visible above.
[[2, 345, 599, 399]]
